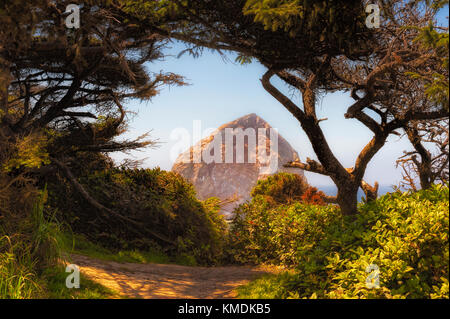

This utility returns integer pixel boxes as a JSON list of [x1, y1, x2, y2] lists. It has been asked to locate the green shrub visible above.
[[48, 167, 227, 265], [229, 195, 341, 265], [232, 184, 449, 299], [251, 172, 309, 205]]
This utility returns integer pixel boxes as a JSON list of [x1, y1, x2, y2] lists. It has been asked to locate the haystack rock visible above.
[[172, 113, 304, 218]]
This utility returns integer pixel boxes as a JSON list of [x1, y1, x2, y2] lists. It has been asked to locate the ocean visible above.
[[317, 185, 396, 203], [222, 185, 397, 220]]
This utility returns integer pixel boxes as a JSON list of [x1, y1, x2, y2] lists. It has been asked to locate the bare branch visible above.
[[284, 158, 329, 176]]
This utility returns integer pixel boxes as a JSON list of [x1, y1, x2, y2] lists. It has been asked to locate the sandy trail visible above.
[[70, 254, 279, 299]]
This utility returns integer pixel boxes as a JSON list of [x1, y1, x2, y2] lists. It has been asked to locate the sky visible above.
[[111, 7, 448, 188]]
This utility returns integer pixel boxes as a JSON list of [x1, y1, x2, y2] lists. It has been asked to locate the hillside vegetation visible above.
[[1, 154, 227, 298], [230, 176, 449, 299], [0, 0, 448, 300], [47, 163, 227, 265]]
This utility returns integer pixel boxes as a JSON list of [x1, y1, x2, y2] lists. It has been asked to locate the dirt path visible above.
[[70, 254, 279, 299]]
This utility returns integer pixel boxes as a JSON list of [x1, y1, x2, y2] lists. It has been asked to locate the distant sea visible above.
[[316, 185, 396, 203]]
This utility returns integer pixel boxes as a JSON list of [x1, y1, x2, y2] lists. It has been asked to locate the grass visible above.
[[41, 266, 123, 299], [236, 272, 300, 299], [0, 188, 125, 299], [0, 236, 122, 299], [61, 232, 197, 266], [0, 237, 40, 299]]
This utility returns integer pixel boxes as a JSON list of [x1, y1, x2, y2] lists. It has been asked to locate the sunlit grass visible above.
[[0, 236, 40, 299], [61, 232, 196, 266], [237, 272, 300, 299], [42, 266, 123, 299]]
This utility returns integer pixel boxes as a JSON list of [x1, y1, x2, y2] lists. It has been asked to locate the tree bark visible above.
[[405, 126, 433, 189], [262, 69, 364, 215], [361, 180, 379, 202], [336, 189, 359, 215]]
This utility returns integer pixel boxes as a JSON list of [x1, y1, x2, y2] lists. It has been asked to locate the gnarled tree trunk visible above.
[[336, 183, 359, 215]]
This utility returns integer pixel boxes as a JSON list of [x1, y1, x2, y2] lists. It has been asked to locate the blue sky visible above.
[[112, 46, 407, 187], [112, 7, 448, 187]]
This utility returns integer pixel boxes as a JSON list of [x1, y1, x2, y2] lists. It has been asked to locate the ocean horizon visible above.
[[316, 185, 397, 203]]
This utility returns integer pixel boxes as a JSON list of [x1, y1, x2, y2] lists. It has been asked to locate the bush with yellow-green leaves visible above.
[[232, 184, 449, 299]]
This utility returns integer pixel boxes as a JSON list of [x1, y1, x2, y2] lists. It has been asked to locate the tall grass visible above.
[[0, 186, 63, 298], [0, 236, 40, 298], [28, 186, 64, 270]]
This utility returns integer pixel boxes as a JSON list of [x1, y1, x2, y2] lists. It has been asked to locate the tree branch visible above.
[[360, 180, 379, 202], [284, 158, 329, 176], [261, 70, 306, 121]]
